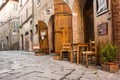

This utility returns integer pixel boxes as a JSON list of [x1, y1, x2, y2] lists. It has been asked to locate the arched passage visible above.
[[38, 21, 49, 54], [54, 0, 72, 53]]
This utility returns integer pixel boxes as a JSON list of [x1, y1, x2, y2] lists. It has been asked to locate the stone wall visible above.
[[0, 0, 19, 50], [19, 0, 33, 51]]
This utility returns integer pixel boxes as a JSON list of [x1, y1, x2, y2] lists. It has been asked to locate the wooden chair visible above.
[[60, 43, 71, 60], [82, 40, 97, 67]]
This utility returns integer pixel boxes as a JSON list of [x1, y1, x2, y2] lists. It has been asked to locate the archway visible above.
[[48, 15, 55, 53], [38, 21, 49, 54], [83, 0, 94, 43], [72, 0, 95, 43], [54, 0, 72, 53]]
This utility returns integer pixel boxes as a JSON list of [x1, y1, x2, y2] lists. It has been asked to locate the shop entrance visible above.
[[83, 0, 95, 43]]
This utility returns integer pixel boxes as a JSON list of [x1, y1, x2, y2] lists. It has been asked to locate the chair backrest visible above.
[[89, 40, 96, 52], [62, 43, 71, 50]]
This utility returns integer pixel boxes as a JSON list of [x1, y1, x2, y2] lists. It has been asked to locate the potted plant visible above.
[[100, 44, 118, 72]]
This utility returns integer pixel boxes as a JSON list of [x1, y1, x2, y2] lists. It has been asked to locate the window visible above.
[[14, 4, 18, 11], [26, 8, 28, 18], [14, 21, 19, 29], [37, 0, 40, 5], [96, 0, 108, 15]]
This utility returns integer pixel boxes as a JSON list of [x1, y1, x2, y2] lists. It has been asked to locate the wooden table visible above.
[[70, 43, 88, 64], [76, 43, 88, 64]]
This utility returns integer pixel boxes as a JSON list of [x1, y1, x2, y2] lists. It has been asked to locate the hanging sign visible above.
[[41, 31, 46, 36]]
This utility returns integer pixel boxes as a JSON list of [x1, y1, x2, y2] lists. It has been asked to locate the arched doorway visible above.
[[25, 31, 29, 51], [83, 0, 94, 43], [48, 15, 55, 53], [54, 0, 72, 53], [30, 30, 33, 51], [21, 34, 24, 50], [38, 21, 49, 54]]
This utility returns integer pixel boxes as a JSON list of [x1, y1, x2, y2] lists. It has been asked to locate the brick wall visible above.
[[112, 0, 120, 65]]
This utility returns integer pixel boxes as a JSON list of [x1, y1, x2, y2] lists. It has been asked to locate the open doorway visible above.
[[30, 30, 33, 50], [83, 0, 94, 43], [21, 34, 24, 50]]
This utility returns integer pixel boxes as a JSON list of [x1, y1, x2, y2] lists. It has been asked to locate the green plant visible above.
[[100, 44, 118, 62]]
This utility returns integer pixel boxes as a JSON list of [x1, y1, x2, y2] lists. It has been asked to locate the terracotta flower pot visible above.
[[101, 62, 118, 73]]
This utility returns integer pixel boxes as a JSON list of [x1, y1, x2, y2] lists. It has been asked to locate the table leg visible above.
[[60, 51, 62, 60], [77, 51, 79, 64], [86, 54, 88, 67], [70, 52, 73, 63]]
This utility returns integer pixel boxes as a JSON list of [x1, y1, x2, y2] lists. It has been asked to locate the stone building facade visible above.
[[19, 0, 33, 51], [18, 0, 120, 65], [0, 0, 19, 50], [33, 0, 54, 53], [32, 0, 112, 52]]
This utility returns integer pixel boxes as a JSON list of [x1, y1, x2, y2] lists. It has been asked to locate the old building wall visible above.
[[93, 0, 112, 63], [19, 0, 33, 51], [112, 0, 120, 65], [33, 0, 54, 53], [70, 0, 113, 64], [0, 0, 19, 50], [72, 0, 85, 43]]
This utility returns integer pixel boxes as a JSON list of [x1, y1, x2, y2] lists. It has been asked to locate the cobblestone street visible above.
[[0, 51, 119, 80]]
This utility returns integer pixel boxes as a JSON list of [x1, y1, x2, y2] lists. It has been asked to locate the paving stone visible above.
[[0, 51, 119, 80]]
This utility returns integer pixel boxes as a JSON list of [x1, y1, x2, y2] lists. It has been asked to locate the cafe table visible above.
[[71, 43, 88, 64]]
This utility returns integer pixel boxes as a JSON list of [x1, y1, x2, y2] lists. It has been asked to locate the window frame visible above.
[[96, 0, 109, 16]]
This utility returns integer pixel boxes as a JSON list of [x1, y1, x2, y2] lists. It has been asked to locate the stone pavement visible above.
[[0, 51, 119, 80]]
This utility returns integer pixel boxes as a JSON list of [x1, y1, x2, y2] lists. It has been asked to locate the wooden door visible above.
[[38, 21, 49, 54], [21, 34, 24, 50], [54, 0, 72, 53], [25, 32, 29, 51]]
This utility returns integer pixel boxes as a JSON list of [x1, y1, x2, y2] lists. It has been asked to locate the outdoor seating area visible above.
[[59, 40, 97, 67]]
